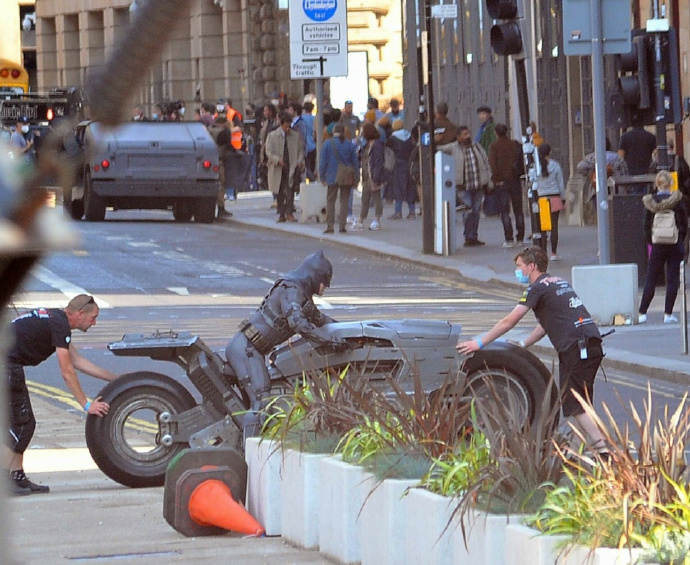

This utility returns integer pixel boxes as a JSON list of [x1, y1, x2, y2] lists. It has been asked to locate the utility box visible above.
[[434, 151, 456, 255], [572, 264, 639, 326]]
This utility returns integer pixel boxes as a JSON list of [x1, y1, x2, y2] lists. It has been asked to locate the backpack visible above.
[[383, 146, 396, 173], [652, 209, 679, 245]]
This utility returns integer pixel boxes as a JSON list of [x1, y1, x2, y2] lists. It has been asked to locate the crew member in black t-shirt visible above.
[[3, 294, 118, 496], [456, 246, 609, 460]]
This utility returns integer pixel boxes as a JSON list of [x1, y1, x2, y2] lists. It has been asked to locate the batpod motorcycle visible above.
[[85, 319, 555, 488]]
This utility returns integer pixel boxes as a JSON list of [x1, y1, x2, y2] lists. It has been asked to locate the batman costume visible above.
[[225, 250, 345, 435]]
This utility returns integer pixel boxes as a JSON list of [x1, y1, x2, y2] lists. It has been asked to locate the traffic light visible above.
[[486, 0, 527, 57], [659, 27, 683, 125], [613, 28, 683, 127], [614, 30, 654, 126]]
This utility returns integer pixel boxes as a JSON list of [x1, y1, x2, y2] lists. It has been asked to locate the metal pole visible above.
[[315, 79, 324, 182], [591, 0, 610, 264], [651, 0, 669, 171], [681, 261, 688, 354], [422, 0, 436, 254]]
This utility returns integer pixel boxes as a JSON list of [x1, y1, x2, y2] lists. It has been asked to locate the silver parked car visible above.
[[63, 120, 221, 223]]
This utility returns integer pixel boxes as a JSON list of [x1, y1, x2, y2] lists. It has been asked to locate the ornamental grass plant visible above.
[[527, 387, 690, 562]]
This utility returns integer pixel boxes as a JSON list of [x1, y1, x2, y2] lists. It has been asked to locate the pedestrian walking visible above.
[[638, 170, 688, 324], [3, 295, 118, 496], [265, 112, 304, 223], [489, 123, 525, 247], [319, 123, 359, 234], [457, 246, 611, 462], [535, 144, 566, 260], [352, 122, 386, 231], [439, 125, 491, 246], [385, 120, 417, 220]]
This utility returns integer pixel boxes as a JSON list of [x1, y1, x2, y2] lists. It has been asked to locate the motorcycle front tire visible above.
[[85, 371, 197, 488]]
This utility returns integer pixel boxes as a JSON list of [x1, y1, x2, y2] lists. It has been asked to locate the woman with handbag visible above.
[[352, 123, 386, 231], [536, 143, 566, 260], [319, 123, 360, 233]]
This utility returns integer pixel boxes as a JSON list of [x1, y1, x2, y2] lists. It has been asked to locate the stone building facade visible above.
[[30, 0, 404, 113]]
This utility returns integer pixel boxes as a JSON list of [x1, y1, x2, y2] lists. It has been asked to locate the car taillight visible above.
[[101, 159, 110, 169], [0, 69, 8, 78], [46, 108, 54, 121], [11, 69, 20, 79], [213, 165, 219, 172], [93, 164, 100, 172], [203, 160, 212, 169]]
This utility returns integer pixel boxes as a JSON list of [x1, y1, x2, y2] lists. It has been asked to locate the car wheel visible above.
[[83, 170, 106, 221], [172, 200, 194, 222], [194, 197, 216, 224]]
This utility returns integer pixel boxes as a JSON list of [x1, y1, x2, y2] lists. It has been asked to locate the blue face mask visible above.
[[515, 268, 530, 284]]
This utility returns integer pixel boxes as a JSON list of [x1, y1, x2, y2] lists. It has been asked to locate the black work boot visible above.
[[12, 469, 49, 494], [8, 479, 30, 496]]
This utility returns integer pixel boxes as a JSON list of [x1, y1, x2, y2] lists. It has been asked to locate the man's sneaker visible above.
[[351, 221, 364, 231], [502, 241, 515, 248], [13, 472, 49, 494], [550, 253, 560, 261], [389, 212, 403, 220], [347, 215, 357, 225], [664, 314, 679, 324], [369, 219, 381, 231], [638, 313, 647, 324]]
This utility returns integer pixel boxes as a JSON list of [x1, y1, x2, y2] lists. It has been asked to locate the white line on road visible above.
[[167, 287, 190, 296], [31, 266, 111, 309]]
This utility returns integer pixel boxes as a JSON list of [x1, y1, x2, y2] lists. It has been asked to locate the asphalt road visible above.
[[13, 208, 689, 442]]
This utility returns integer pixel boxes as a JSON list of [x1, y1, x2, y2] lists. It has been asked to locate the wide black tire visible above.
[[85, 372, 197, 488], [194, 196, 217, 224], [172, 200, 194, 222], [70, 198, 85, 220], [83, 170, 106, 222], [462, 342, 556, 428]]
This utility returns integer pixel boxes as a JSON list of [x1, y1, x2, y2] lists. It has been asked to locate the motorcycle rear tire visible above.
[[461, 342, 557, 429], [85, 371, 197, 488]]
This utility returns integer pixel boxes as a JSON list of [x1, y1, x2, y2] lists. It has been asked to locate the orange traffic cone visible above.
[[188, 479, 265, 536]]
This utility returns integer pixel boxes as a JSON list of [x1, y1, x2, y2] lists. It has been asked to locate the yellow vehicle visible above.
[[0, 58, 29, 93]]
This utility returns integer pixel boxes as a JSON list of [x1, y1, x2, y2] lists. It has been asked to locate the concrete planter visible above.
[[244, 437, 283, 536], [245, 442, 651, 565], [318, 456, 366, 564], [505, 524, 644, 565], [359, 477, 418, 565], [280, 448, 328, 549], [404, 487, 457, 565], [453, 511, 523, 565]]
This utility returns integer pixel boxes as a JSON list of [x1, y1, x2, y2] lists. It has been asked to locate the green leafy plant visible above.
[[528, 387, 690, 556], [420, 428, 493, 496], [450, 374, 566, 523]]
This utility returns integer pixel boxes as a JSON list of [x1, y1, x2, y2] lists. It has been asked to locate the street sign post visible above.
[[289, 0, 349, 79]]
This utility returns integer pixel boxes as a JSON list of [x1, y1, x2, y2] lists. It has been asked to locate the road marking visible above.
[[167, 287, 190, 296], [27, 380, 158, 432], [31, 266, 111, 309]]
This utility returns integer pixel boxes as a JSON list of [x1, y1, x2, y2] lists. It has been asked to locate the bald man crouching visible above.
[[4, 295, 118, 495]]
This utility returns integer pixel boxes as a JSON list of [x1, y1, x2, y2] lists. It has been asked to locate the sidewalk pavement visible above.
[[225, 189, 690, 384]]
